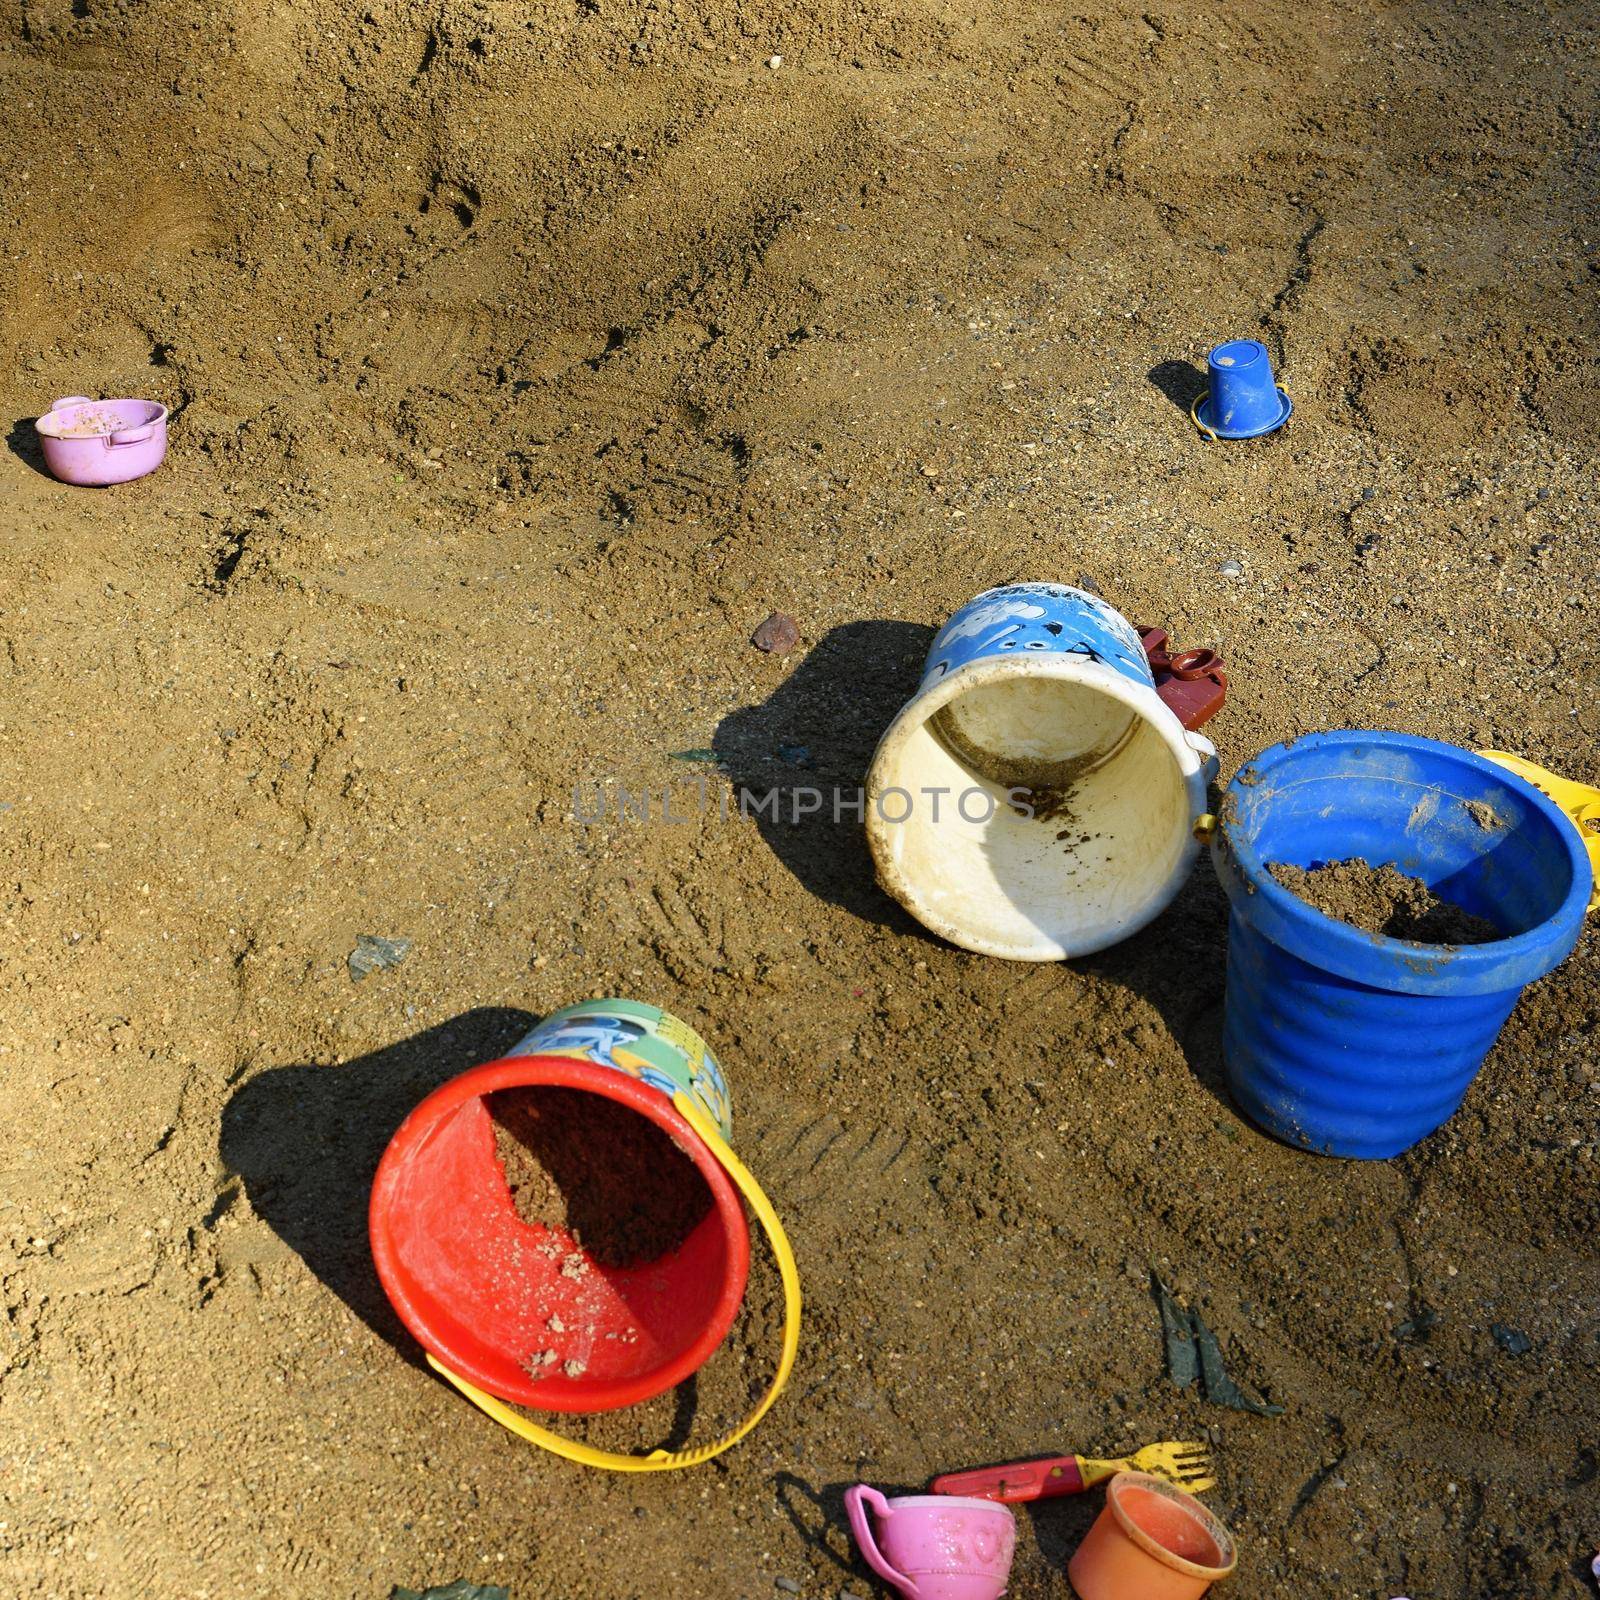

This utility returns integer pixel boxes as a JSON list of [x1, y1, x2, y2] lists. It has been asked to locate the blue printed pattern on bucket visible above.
[[921, 583, 1150, 690], [1211, 732, 1590, 1159], [1194, 339, 1292, 440], [509, 998, 733, 1136]]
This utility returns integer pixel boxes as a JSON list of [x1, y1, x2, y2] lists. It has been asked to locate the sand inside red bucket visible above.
[[488, 1086, 714, 1269]]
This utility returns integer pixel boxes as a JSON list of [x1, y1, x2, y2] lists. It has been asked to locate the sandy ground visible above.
[[2, 0, 1598, 1595]]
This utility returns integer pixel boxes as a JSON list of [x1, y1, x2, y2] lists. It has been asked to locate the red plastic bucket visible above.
[[370, 1005, 751, 1414]]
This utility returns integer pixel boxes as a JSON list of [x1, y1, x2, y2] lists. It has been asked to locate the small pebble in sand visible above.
[[347, 933, 412, 981], [751, 611, 801, 654], [767, 54, 783, 69], [1491, 1323, 1532, 1356], [1218, 558, 1244, 579], [774, 1580, 801, 1595]]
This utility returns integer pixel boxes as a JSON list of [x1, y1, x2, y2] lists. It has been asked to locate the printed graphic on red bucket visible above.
[[507, 998, 733, 1137]]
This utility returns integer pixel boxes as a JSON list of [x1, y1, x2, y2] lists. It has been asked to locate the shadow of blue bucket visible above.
[[1211, 732, 1591, 1158]]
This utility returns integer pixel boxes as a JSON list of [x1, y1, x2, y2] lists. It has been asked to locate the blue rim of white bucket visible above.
[[1212, 731, 1592, 996]]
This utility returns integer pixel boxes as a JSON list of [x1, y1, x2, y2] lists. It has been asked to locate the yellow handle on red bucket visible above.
[[425, 1091, 801, 1471]]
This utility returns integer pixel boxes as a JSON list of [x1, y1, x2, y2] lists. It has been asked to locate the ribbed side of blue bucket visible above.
[[1212, 732, 1589, 1160], [1221, 917, 1520, 1157]]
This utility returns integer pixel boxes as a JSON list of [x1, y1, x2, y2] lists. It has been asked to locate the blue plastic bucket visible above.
[[1211, 732, 1591, 1158], [1193, 339, 1291, 440]]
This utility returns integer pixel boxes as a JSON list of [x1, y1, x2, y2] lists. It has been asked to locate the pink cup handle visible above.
[[51, 396, 92, 411], [108, 424, 154, 447], [845, 1485, 918, 1598]]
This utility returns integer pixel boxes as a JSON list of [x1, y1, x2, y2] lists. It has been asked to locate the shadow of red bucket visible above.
[[370, 1004, 751, 1413]]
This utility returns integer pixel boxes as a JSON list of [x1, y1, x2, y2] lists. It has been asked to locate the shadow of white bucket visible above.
[[865, 584, 1217, 960]]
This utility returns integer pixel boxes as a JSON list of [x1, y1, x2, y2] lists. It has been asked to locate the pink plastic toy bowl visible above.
[[34, 396, 168, 486], [845, 1485, 1017, 1600]]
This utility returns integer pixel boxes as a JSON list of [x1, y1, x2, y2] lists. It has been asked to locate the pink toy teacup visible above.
[[845, 1485, 1016, 1600], [34, 396, 168, 486]]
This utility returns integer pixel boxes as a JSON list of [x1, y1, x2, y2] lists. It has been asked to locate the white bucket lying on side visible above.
[[865, 584, 1216, 961]]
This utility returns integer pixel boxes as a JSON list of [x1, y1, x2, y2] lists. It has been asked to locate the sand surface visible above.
[[491, 1086, 714, 1268], [2, 0, 1598, 1596], [1268, 859, 1503, 945]]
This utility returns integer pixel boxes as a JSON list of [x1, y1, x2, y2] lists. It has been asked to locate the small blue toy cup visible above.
[[1210, 732, 1591, 1158], [1193, 339, 1291, 440], [866, 583, 1219, 960]]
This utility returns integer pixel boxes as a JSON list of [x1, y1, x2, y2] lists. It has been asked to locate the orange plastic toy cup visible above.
[[1067, 1472, 1236, 1600]]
